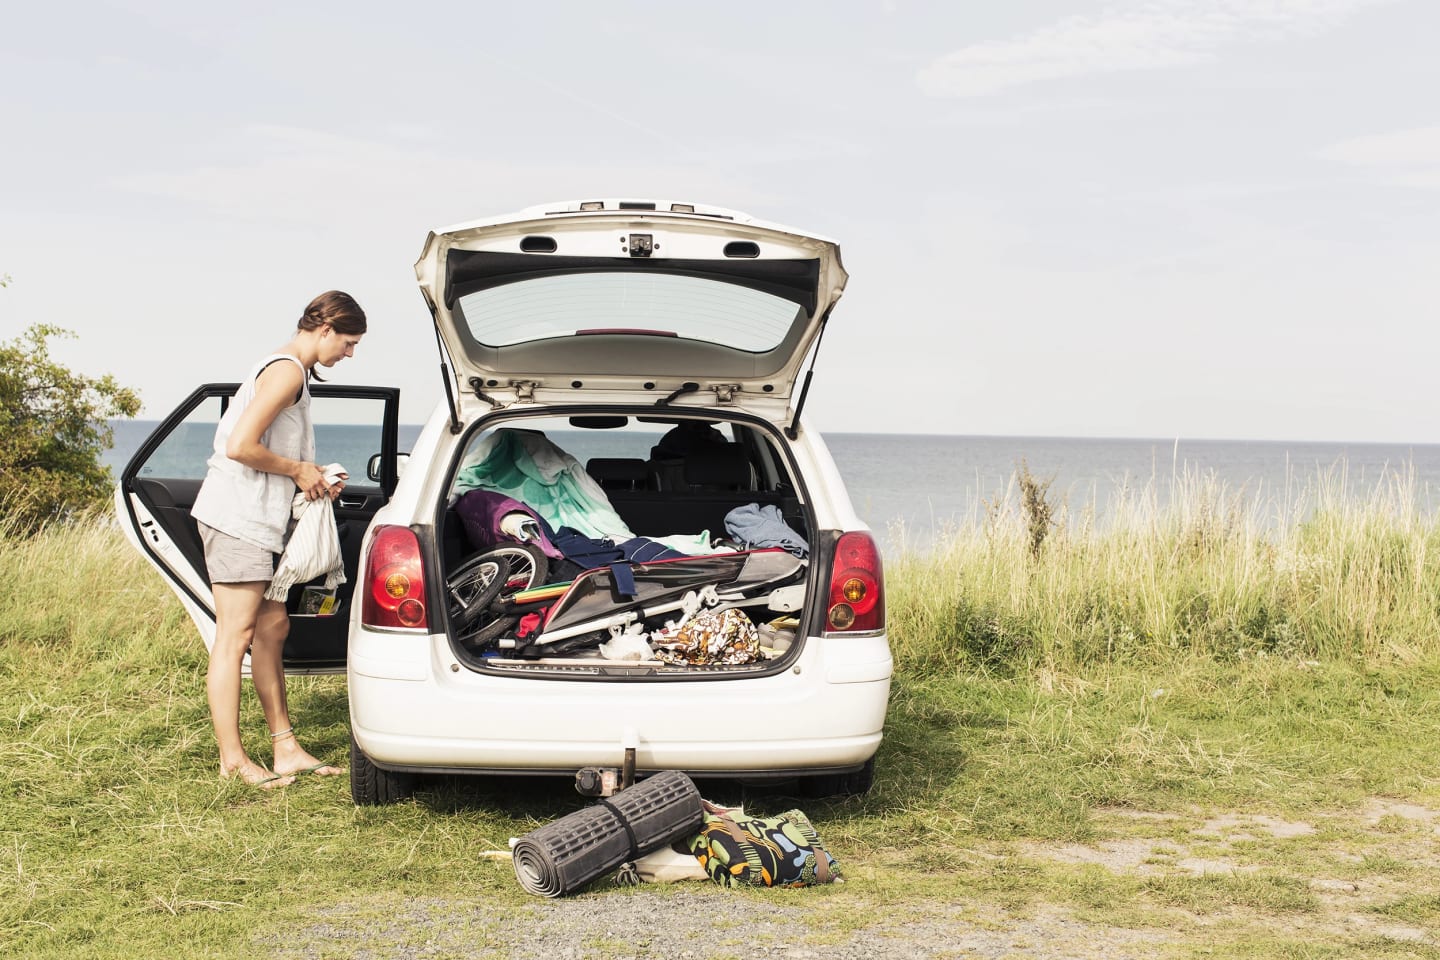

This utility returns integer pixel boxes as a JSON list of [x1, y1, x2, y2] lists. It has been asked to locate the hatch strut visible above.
[[785, 303, 834, 440], [431, 322, 463, 434]]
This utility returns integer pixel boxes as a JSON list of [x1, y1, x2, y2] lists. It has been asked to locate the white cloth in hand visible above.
[[264, 463, 349, 602]]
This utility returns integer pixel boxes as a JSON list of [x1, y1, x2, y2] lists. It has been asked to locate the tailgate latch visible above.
[[711, 383, 741, 404], [627, 233, 653, 257], [509, 379, 539, 402]]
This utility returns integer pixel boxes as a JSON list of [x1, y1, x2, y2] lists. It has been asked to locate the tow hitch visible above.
[[574, 732, 639, 796]]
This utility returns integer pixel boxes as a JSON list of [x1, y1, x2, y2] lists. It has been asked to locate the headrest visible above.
[[654, 421, 727, 458], [586, 457, 649, 491], [683, 445, 752, 491]]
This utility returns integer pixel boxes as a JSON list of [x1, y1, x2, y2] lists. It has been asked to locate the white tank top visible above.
[[191, 354, 315, 553]]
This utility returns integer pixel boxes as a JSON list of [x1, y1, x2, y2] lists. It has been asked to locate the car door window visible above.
[[312, 394, 390, 482], [137, 396, 225, 480]]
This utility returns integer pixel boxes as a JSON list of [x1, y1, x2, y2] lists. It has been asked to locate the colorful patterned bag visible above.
[[687, 802, 840, 888], [653, 607, 760, 666]]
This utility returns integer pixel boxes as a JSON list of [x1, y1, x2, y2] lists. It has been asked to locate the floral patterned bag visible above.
[[687, 801, 840, 888], [653, 607, 760, 665]]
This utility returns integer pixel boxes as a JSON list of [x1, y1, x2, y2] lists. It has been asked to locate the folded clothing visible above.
[[547, 526, 690, 569], [725, 503, 808, 558]]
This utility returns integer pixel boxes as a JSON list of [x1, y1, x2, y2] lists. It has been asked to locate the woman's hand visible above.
[[292, 461, 331, 501]]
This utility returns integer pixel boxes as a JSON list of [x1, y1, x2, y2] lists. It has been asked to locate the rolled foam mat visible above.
[[511, 769, 704, 897]]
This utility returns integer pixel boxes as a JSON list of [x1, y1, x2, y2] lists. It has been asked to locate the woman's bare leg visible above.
[[248, 598, 292, 735], [209, 582, 294, 788], [250, 596, 342, 776]]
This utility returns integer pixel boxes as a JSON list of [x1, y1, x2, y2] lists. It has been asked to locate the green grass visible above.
[[5, 472, 1440, 957], [888, 462, 1440, 668]]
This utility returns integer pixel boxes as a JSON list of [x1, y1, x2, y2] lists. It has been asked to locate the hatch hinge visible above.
[[710, 383, 741, 404], [467, 377, 505, 410], [509, 379, 541, 403]]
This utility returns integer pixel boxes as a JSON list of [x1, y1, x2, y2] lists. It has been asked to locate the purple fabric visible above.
[[454, 490, 563, 559]]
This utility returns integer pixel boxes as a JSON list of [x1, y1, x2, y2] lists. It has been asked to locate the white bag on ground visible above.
[[631, 844, 709, 883], [264, 463, 348, 602]]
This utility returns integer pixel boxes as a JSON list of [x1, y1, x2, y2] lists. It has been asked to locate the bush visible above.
[[0, 323, 140, 534]]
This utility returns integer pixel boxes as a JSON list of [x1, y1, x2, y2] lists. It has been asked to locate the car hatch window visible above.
[[456, 272, 805, 351]]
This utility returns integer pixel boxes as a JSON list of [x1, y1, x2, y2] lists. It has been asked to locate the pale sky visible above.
[[2, 0, 1437, 443]]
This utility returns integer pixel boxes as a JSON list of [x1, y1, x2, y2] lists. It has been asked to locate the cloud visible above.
[[918, 0, 1389, 98], [1319, 124, 1440, 188], [109, 124, 778, 230], [112, 125, 453, 224], [1320, 125, 1440, 166]]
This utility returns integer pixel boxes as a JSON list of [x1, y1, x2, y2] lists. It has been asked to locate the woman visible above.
[[190, 291, 367, 788]]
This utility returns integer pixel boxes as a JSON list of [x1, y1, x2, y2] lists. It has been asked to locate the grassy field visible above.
[[3, 473, 1440, 958]]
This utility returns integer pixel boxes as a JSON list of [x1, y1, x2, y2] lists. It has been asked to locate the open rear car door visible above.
[[114, 384, 401, 673]]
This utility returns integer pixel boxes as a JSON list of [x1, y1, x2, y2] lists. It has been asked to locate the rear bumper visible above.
[[348, 631, 891, 774]]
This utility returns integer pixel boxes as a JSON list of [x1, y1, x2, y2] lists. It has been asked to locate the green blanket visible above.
[[452, 429, 634, 542]]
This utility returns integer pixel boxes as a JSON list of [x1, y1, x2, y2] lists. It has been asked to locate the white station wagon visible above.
[[117, 199, 891, 804]]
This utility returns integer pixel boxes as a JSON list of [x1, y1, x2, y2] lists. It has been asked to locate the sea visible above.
[[103, 422, 1440, 556]]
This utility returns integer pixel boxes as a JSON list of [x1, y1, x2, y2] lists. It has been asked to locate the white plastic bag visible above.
[[598, 623, 655, 661]]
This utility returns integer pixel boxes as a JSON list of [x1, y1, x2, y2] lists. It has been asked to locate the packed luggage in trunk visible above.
[[439, 415, 814, 674]]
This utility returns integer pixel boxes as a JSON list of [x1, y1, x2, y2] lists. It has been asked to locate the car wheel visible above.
[[800, 756, 875, 798], [349, 728, 414, 806]]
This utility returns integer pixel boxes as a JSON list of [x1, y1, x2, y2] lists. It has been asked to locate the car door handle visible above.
[[337, 494, 367, 509]]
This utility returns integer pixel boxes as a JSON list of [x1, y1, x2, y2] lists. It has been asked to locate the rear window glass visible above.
[[456, 273, 804, 350]]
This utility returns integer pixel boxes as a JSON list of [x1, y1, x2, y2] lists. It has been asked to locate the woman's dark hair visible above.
[[298, 290, 366, 380], [299, 290, 367, 335]]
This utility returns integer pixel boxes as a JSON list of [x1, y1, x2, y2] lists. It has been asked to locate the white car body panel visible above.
[[116, 489, 217, 639], [346, 397, 891, 777], [116, 202, 889, 798]]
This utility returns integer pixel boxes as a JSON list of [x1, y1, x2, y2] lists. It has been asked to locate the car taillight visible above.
[[361, 525, 428, 630], [826, 531, 885, 634]]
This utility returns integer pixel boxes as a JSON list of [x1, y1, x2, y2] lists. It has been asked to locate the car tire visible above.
[[349, 728, 415, 806], [800, 756, 875, 799]]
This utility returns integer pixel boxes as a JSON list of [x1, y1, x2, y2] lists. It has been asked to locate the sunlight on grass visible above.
[[888, 461, 1440, 671], [3, 468, 1440, 957]]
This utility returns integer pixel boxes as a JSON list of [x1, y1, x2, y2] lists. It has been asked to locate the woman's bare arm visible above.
[[224, 360, 329, 499]]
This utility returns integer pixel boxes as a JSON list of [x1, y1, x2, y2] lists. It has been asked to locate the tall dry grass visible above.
[[4, 491, 1440, 956], [887, 461, 1440, 672], [0, 508, 189, 667]]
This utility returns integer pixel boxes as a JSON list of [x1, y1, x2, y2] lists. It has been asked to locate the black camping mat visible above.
[[511, 770, 704, 897]]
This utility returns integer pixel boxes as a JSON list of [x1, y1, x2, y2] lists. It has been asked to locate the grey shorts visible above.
[[198, 521, 278, 584]]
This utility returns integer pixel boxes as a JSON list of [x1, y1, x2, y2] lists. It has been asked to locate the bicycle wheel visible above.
[[465, 613, 522, 649], [475, 543, 549, 602], [446, 543, 550, 635], [446, 553, 510, 631]]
